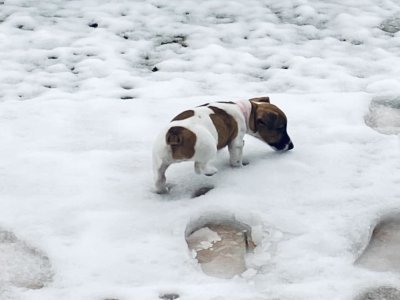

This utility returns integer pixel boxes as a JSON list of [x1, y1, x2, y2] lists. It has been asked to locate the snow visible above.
[[0, 0, 400, 299]]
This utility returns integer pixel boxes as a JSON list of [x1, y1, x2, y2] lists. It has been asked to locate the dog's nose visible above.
[[288, 141, 294, 150]]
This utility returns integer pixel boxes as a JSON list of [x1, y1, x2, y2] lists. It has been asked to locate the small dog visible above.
[[153, 97, 293, 193]]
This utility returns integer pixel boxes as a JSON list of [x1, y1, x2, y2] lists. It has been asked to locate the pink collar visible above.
[[237, 100, 251, 130]]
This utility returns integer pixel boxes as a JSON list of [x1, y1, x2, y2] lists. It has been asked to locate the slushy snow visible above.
[[186, 227, 221, 252], [0, 0, 400, 299]]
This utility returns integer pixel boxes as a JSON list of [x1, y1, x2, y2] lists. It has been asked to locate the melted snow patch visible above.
[[356, 214, 400, 272], [0, 230, 53, 290], [186, 227, 222, 251], [186, 219, 255, 279], [365, 97, 400, 135]]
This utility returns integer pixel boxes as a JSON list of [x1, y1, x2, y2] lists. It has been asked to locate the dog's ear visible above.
[[249, 96, 270, 103], [249, 101, 258, 132], [249, 100, 276, 132]]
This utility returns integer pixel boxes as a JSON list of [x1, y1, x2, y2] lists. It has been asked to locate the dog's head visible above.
[[248, 97, 294, 151]]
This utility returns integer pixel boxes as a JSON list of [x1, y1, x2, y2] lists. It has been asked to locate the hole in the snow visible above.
[[191, 186, 214, 198], [0, 230, 53, 289], [365, 96, 400, 135], [380, 16, 400, 34], [159, 35, 188, 48], [185, 217, 255, 279], [356, 214, 400, 272], [159, 293, 180, 300], [356, 287, 400, 300], [120, 96, 134, 100], [88, 22, 98, 28]]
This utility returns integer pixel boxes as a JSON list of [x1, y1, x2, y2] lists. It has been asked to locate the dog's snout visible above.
[[288, 141, 294, 150]]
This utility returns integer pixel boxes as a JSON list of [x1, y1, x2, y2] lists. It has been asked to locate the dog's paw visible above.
[[155, 187, 169, 194], [155, 183, 174, 194], [204, 166, 218, 176], [230, 163, 241, 168], [195, 162, 217, 176], [242, 158, 249, 166], [230, 158, 249, 167]]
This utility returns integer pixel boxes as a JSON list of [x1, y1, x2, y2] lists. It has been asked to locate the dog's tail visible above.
[[166, 126, 184, 145], [166, 126, 196, 160]]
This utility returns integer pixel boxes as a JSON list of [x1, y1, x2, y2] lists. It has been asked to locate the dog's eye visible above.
[[257, 119, 269, 128], [257, 119, 266, 125]]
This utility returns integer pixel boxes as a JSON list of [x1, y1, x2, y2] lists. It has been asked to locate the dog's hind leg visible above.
[[193, 129, 218, 176], [155, 162, 170, 194], [153, 153, 171, 194], [194, 161, 217, 176]]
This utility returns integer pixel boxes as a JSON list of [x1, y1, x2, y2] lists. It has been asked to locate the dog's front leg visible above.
[[228, 138, 245, 167]]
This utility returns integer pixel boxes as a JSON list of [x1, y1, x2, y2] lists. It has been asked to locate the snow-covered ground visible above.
[[1, 0, 400, 299]]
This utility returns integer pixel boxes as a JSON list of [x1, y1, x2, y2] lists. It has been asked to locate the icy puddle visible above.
[[0, 230, 52, 289], [365, 97, 400, 135], [356, 215, 400, 272], [186, 221, 255, 279]]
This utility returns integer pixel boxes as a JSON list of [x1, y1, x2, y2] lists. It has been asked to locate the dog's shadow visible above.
[[158, 147, 287, 200], [161, 171, 217, 201]]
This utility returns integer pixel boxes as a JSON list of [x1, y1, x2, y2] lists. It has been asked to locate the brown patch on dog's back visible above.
[[166, 126, 196, 160], [208, 106, 238, 149], [171, 110, 194, 121]]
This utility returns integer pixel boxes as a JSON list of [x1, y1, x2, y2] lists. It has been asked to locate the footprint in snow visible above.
[[356, 287, 400, 300], [356, 214, 400, 272], [365, 96, 400, 135], [0, 229, 53, 290], [186, 220, 255, 279]]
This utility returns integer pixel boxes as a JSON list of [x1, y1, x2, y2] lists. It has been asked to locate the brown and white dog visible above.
[[153, 97, 293, 194]]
